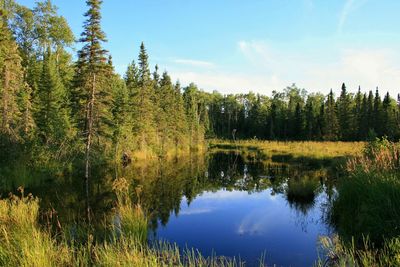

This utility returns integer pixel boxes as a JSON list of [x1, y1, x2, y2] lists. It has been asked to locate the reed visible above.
[[0, 188, 252, 266]]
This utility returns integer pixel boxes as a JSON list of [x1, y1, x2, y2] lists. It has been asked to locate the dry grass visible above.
[[209, 139, 364, 160]]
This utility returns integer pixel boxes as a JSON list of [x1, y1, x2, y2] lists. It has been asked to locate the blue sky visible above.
[[19, 0, 400, 96]]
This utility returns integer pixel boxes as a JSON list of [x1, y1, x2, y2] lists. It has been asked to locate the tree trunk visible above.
[[85, 72, 95, 223]]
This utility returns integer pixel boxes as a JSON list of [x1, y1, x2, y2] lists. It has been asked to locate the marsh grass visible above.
[[0, 185, 252, 267], [316, 235, 400, 267], [209, 140, 363, 170], [0, 193, 72, 267], [209, 139, 364, 159], [323, 139, 400, 266]]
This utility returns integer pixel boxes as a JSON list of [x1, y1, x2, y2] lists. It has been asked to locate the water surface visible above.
[[1, 149, 335, 266], [147, 151, 335, 266]]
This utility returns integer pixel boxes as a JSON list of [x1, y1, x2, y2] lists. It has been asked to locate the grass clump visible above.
[[0, 191, 72, 267], [317, 235, 400, 267], [323, 138, 400, 266], [332, 138, 400, 246]]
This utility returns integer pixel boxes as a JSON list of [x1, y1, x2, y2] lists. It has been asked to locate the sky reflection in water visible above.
[[152, 152, 333, 267]]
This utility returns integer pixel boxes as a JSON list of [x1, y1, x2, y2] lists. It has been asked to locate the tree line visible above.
[[206, 83, 400, 141]]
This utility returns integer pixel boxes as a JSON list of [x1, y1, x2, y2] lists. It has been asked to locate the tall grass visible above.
[[0, 185, 250, 266], [0, 192, 72, 266], [317, 235, 400, 267], [322, 138, 400, 266]]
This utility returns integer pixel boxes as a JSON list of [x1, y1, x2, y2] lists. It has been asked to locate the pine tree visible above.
[[324, 89, 339, 140], [337, 83, 352, 140], [131, 42, 156, 151], [172, 81, 188, 150], [35, 48, 70, 144], [382, 92, 396, 139], [367, 90, 374, 135], [359, 93, 369, 139], [74, 0, 111, 221], [373, 87, 382, 136], [353, 86, 363, 139], [293, 102, 304, 140], [304, 100, 314, 140]]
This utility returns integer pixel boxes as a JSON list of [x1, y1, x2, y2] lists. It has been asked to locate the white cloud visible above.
[[238, 40, 274, 66], [170, 70, 284, 95], [169, 39, 400, 97], [338, 0, 368, 34], [307, 48, 400, 95], [173, 58, 215, 68], [237, 206, 282, 235], [180, 208, 214, 215]]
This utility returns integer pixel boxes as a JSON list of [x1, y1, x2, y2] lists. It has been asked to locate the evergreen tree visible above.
[[293, 102, 304, 140], [367, 90, 374, 134], [337, 83, 352, 140], [74, 0, 111, 221], [354, 86, 363, 139], [324, 89, 339, 140], [359, 93, 369, 139], [0, 9, 24, 139], [382, 92, 396, 139], [35, 48, 70, 144], [130, 42, 156, 150], [373, 87, 382, 136], [304, 100, 314, 140]]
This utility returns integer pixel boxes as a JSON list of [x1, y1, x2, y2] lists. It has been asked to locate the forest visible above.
[[1, 0, 400, 165], [1, 0, 400, 266]]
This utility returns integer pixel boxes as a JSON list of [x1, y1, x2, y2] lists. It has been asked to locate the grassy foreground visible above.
[[319, 138, 400, 266], [0, 179, 248, 267]]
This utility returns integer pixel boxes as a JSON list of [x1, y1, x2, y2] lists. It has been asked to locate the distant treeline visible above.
[[205, 83, 400, 141]]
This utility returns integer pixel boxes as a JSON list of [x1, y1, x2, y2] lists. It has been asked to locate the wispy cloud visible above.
[[238, 40, 273, 65], [170, 38, 400, 98], [173, 58, 215, 68], [180, 208, 214, 215], [170, 70, 283, 95], [338, 0, 368, 34]]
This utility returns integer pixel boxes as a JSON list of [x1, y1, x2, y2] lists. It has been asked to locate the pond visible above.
[[145, 151, 335, 267], [1, 149, 336, 266]]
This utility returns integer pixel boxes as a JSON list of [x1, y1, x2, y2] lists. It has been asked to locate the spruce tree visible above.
[[74, 0, 111, 221], [337, 83, 352, 140], [373, 87, 382, 136], [324, 89, 339, 140], [35, 48, 70, 144], [131, 42, 156, 151], [354, 86, 363, 139]]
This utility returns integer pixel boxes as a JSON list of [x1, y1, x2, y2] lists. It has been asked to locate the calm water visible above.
[[1, 149, 336, 266], [146, 151, 335, 267]]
